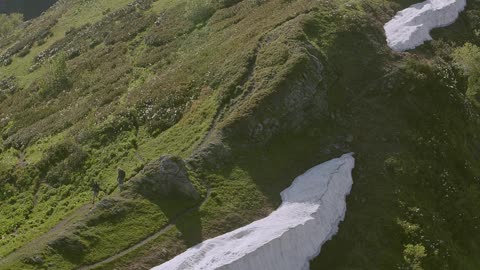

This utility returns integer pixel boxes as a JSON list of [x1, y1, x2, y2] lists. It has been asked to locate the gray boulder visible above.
[[128, 155, 199, 200]]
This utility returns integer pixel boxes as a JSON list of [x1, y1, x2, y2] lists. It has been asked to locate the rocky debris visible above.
[[127, 155, 200, 200], [35, 47, 60, 64], [28, 63, 41, 73], [1, 20, 57, 61], [22, 255, 44, 266], [0, 76, 18, 94], [17, 44, 32, 57], [0, 54, 12, 65], [2, 57, 12, 66]]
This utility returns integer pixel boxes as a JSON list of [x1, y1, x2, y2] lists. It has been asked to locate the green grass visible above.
[[91, 163, 274, 270], [24, 131, 68, 164], [138, 93, 219, 160]]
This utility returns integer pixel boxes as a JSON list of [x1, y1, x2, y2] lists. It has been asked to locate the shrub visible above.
[[37, 140, 86, 178], [185, 0, 215, 24], [403, 244, 427, 270], [0, 13, 23, 38], [38, 53, 72, 98], [44, 147, 88, 186], [48, 234, 86, 263], [78, 112, 137, 147], [215, 0, 242, 8], [453, 43, 480, 103]]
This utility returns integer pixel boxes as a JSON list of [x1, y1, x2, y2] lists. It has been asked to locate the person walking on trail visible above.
[[117, 167, 126, 192], [91, 181, 100, 205]]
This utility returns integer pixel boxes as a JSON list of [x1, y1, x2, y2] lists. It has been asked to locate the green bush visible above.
[[215, 0, 243, 8], [403, 244, 427, 270], [44, 148, 87, 186], [37, 140, 86, 178], [38, 54, 72, 98], [0, 13, 23, 38], [453, 43, 480, 103], [185, 0, 215, 24]]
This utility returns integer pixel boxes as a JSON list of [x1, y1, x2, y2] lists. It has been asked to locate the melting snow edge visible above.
[[152, 153, 355, 270], [384, 0, 467, 51]]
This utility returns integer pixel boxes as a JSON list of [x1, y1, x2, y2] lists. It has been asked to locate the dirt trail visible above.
[[77, 188, 212, 270], [1, 186, 210, 269], [2, 108, 210, 269], [1, 102, 214, 269]]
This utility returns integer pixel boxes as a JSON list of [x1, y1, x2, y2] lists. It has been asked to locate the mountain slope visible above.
[[0, 0, 480, 269]]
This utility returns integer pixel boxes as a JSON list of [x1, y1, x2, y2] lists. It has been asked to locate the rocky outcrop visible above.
[[127, 155, 199, 200], [0, 76, 17, 94], [226, 44, 328, 145], [47, 234, 86, 263], [153, 153, 354, 270], [218, 15, 328, 147], [384, 0, 467, 51]]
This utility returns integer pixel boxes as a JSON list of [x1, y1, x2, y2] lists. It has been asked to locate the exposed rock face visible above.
[[152, 153, 354, 270], [384, 0, 467, 51], [235, 50, 328, 145], [187, 141, 232, 171], [128, 155, 199, 200], [220, 16, 328, 147]]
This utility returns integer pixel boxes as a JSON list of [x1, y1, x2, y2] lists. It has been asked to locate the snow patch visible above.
[[152, 153, 355, 270], [384, 0, 466, 51]]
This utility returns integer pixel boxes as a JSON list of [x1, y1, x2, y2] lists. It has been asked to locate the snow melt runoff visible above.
[[384, 0, 466, 51], [152, 153, 355, 270]]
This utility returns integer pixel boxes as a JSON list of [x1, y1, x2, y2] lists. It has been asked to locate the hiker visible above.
[[117, 167, 126, 191], [91, 181, 100, 205]]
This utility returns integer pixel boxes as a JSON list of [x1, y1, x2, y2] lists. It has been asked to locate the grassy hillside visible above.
[[0, 0, 480, 269]]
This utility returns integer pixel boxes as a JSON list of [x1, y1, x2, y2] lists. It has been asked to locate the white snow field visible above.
[[152, 153, 355, 270], [384, 0, 466, 51]]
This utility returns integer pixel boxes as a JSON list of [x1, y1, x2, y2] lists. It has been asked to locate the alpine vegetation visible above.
[[1, 0, 480, 269]]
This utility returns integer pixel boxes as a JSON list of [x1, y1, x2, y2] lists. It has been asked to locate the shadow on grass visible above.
[[146, 194, 204, 246], [231, 127, 349, 208]]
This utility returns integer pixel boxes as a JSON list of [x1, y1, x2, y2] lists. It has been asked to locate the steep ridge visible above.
[[153, 154, 354, 270], [384, 0, 467, 51]]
